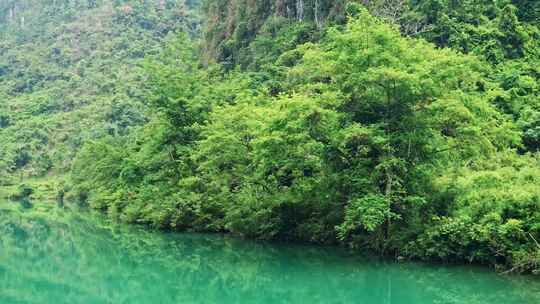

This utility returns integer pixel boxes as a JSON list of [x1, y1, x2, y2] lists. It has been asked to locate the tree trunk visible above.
[[314, 0, 320, 28], [296, 0, 304, 21]]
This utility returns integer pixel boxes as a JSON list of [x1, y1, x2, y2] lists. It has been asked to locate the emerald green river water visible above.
[[0, 203, 539, 304]]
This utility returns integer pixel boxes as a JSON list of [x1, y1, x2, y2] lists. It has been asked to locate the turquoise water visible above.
[[1, 204, 539, 304]]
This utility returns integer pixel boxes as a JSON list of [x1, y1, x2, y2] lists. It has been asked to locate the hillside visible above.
[[1, 0, 539, 275], [70, 0, 540, 274], [0, 0, 197, 186]]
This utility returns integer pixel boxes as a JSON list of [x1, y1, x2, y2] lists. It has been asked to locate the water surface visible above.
[[1, 203, 539, 304]]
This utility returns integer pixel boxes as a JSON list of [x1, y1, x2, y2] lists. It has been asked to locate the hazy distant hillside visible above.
[[0, 0, 197, 181]]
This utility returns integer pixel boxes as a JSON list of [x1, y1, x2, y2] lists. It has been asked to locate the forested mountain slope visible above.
[[0, 0, 196, 184], [1, 0, 539, 275], [70, 0, 540, 274]]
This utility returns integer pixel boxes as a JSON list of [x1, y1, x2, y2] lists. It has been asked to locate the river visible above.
[[0, 202, 539, 304]]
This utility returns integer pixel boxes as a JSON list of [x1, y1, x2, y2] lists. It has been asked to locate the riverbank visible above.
[[2, 197, 539, 278], [0, 176, 66, 202]]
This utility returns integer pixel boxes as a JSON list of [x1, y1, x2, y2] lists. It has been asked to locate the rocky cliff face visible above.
[[202, 0, 347, 65]]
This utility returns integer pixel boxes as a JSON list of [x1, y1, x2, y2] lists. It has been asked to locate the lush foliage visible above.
[[71, 3, 539, 274], [0, 0, 196, 186], [2, 0, 539, 275]]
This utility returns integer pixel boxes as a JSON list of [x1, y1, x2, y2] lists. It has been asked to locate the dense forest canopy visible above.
[[1, 0, 540, 274]]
